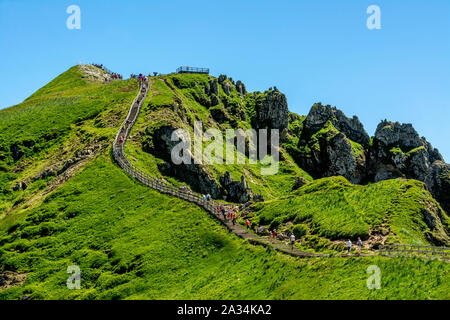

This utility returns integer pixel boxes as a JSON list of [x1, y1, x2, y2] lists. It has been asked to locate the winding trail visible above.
[[112, 79, 324, 258]]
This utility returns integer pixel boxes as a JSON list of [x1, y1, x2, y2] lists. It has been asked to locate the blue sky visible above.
[[1, 0, 449, 159]]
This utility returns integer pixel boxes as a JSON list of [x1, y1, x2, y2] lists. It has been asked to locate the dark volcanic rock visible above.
[[219, 172, 252, 203], [223, 82, 232, 96], [152, 126, 220, 198], [301, 103, 370, 148], [12, 181, 28, 191], [210, 94, 219, 106], [236, 80, 247, 95], [209, 79, 219, 96], [218, 74, 227, 84], [425, 161, 450, 214], [33, 168, 56, 181], [254, 89, 289, 131], [369, 120, 444, 183], [210, 106, 231, 124], [296, 105, 368, 184]]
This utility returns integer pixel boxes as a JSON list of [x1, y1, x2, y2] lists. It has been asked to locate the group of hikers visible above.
[[91, 63, 123, 80], [131, 72, 159, 80], [215, 205, 238, 226], [347, 238, 363, 255], [202, 194, 212, 201]]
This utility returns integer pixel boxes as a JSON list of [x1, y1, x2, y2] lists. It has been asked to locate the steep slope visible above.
[[0, 65, 138, 218], [0, 66, 448, 300]]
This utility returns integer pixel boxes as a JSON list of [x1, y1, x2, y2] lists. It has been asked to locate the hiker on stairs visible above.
[[272, 229, 277, 243], [347, 239, 352, 256], [357, 237, 363, 256], [232, 212, 237, 226]]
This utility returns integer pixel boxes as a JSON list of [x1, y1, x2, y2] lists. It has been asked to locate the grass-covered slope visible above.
[[0, 155, 448, 300], [0, 67, 448, 300], [245, 176, 450, 253], [0, 65, 138, 216]]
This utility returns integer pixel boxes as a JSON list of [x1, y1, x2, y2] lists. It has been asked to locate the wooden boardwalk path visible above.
[[112, 79, 449, 261]]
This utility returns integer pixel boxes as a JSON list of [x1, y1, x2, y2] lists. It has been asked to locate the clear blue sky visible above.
[[1, 0, 449, 160]]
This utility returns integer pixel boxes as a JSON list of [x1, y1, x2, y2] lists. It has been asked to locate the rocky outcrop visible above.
[[254, 88, 289, 131], [301, 103, 370, 148], [218, 74, 227, 84], [223, 82, 232, 96], [220, 172, 252, 203], [425, 161, 450, 214], [296, 105, 368, 184], [301, 130, 366, 184], [33, 168, 56, 181], [152, 126, 220, 198], [236, 80, 247, 95], [210, 106, 231, 124], [368, 120, 448, 211], [12, 181, 28, 191], [209, 79, 219, 96], [292, 176, 308, 191]]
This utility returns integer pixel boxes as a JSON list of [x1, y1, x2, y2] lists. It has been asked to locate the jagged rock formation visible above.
[[369, 120, 443, 181], [254, 88, 289, 131], [236, 80, 247, 95], [150, 126, 258, 203], [152, 126, 220, 198], [220, 172, 252, 203], [367, 120, 449, 212], [300, 103, 370, 148], [295, 104, 368, 184], [287, 103, 449, 213], [426, 161, 450, 214]]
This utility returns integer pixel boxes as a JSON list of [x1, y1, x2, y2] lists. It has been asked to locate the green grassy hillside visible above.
[[0, 66, 448, 300], [245, 177, 449, 254], [0, 65, 138, 216], [0, 155, 448, 300]]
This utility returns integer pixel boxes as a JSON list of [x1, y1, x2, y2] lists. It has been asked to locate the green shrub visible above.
[[292, 224, 308, 238]]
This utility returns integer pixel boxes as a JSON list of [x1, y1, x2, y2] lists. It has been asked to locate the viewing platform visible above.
[[176, 66, 209, 74]]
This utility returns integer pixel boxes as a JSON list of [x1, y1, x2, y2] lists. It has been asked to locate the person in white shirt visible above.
[[347, 239, 352, 256]]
